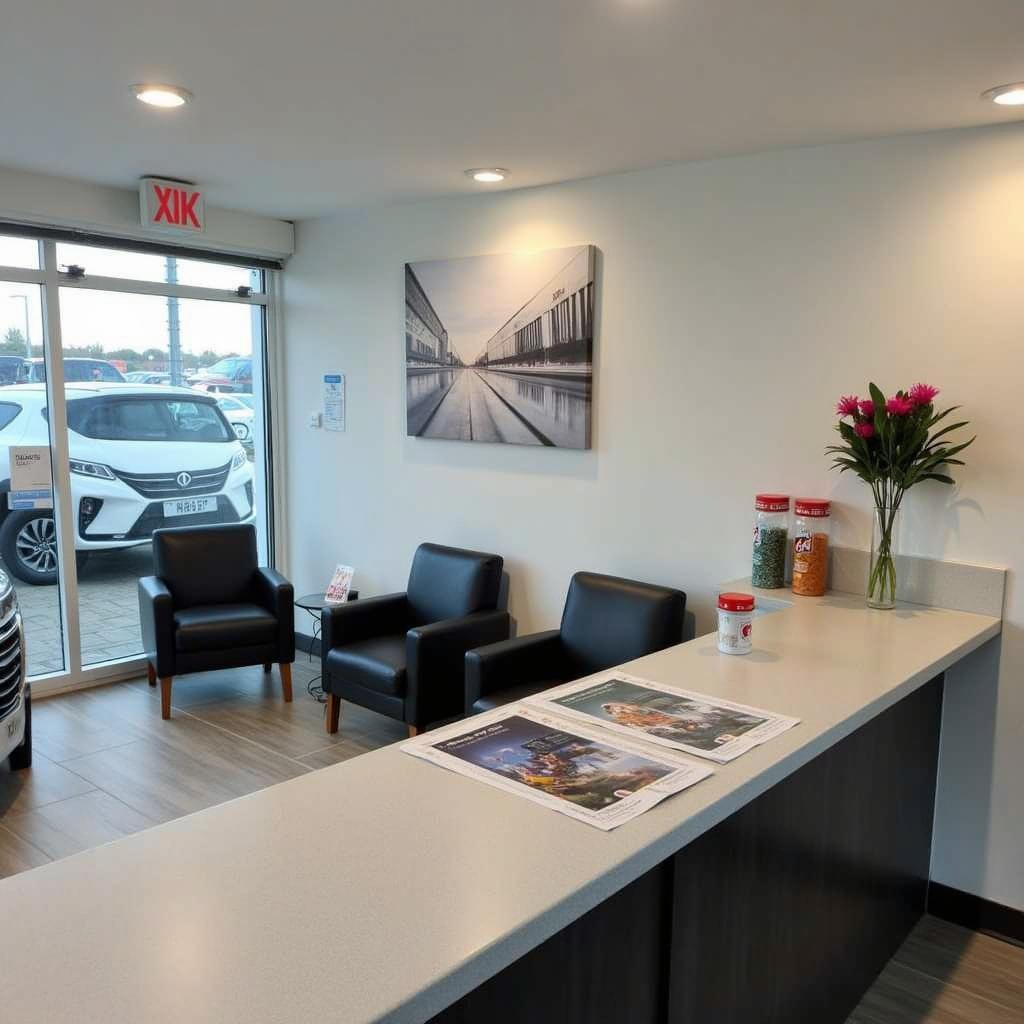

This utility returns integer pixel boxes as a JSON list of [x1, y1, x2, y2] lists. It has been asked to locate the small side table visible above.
[[295, 591, 359, 702]]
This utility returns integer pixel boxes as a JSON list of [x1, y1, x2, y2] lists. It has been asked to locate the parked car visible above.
[[0, 567, 30, 769], [0, 383, 255, 585], [0, 356, 29, 386], [190, 356, 252, 393], [216, 394, 255, 441], [124, 371, 171, 385], [25, 357, 125, 384]]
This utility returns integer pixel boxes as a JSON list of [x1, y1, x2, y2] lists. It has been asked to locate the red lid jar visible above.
[[755, 494, 791, 513], [794, 498, 831, 518], [718, 592, 756, 612]]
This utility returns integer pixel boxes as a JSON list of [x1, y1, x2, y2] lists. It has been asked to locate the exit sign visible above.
[[140, 177, 205, 233]]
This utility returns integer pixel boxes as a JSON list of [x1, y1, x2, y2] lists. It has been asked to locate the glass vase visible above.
[[867, 506, 901, 609]]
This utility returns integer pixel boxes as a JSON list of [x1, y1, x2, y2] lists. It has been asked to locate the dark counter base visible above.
[[429, 676, 944, 1024]]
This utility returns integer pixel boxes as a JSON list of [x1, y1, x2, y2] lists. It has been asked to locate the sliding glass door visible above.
[[0, 232, 277, 691]]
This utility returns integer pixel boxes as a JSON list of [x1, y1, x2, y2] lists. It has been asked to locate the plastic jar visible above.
[[751, 494, 790, 589], [791, 499, 831, 597], [718, 592, 755, 655]]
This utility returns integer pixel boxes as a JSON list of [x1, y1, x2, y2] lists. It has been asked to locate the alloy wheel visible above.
[[15, 516, 58, 573]]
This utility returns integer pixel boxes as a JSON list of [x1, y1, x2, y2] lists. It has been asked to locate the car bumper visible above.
[[0, 613, 26, 762], [74, 473, 256, 550]]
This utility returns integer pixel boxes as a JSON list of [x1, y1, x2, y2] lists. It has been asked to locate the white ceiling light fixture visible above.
[[981, 82, 1024, 106], [465, 168, 508, 183], [132, 83, 193, 109]]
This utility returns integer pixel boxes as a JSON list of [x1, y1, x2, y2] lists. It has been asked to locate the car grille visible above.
[[0, 613, 23, 722], [114, 462, 232, 499]]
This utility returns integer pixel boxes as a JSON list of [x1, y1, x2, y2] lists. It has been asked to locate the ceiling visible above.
[[2, 0, 1024, 220]]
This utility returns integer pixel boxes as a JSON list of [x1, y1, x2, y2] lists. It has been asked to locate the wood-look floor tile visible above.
[[0, 752, 96, 816], [0, 823, 51, 878], [31, 691, 150, 762], [3, 790, 155, 860], [62, 719, 309, 824], [850, 959, 1021, 1024], [894, 916, 1024, 1015]]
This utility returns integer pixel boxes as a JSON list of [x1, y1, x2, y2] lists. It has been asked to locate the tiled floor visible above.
[[11, 545, 153, 676], [1, 666, 1021, 1024], [0, 658, 405, 876]]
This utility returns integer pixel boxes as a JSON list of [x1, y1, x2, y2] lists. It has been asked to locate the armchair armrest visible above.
[[321, 592, 410, 652], [138, 576, 175, 677], [463, 629, 564, 713], [254, 567, 294, 662], [406, 610, 511, 727]]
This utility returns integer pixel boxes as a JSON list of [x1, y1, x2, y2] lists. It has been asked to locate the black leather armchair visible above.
[[138, 524, 295, 719], [321, 543, 509, 736], [465, 572, 685, 715]]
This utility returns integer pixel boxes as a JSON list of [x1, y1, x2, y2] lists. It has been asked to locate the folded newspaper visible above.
[[401, 705, 713, 831], [525, 671, 800, 764]]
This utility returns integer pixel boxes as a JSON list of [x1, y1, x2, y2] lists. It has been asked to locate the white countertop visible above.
[[0, 592, 1000, 1024]]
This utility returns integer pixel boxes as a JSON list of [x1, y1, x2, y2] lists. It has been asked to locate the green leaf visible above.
[[921, 473, 956, 485]]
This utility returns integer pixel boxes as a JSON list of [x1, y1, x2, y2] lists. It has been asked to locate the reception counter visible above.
[[0, 585, 1002, 1024]]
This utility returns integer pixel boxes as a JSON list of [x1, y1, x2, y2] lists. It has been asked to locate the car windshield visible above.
[[32, 360, 125, 383], [66, 395, 235, 442], [207, 357, 246, 375]]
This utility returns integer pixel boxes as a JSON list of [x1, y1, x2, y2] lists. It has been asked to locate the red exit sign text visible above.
[[139, 178, 205, 233]]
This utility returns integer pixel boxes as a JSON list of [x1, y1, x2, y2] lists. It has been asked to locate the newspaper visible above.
[[401, 705, 712, 831], [525, 671, 800, 764]]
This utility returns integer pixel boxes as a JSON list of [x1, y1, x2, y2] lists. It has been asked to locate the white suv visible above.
[[0, 383, 255, 585]]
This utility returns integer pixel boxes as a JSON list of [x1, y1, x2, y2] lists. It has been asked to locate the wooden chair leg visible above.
[[160, 677, 173, 720], [325, 693, 341, 735], [279, 662, 293, 703], [147, 662, 156, 686], [408, 725, 420, 738]]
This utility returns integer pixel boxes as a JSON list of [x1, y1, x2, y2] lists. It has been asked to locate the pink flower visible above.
[[908, 382, 939, 406], [886, 395, 915, 416], [854, 421, 875, 438], [836, 394, 860, 417], [857, 399, 875, 418]]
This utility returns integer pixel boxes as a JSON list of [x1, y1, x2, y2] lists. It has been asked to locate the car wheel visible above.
[[8, 691, 31, 770], [0, 511, 60, 585]]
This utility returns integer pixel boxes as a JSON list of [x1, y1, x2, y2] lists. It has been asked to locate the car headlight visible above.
[[70, 459, 116, 480], [231, 448, 248, 471], [0, 568, 18, 621]]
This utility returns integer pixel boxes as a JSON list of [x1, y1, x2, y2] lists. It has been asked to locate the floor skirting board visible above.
[[927, 882, 1024, 947]]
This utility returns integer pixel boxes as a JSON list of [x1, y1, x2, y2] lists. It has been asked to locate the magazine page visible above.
[[401, 705, 713, 831], [525, 671, 800, 764], [324, 564, 354, 604]]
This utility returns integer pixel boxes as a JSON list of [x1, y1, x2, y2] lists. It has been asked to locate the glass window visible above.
[[0, 401, 22, 430], [56, 243, 262, 292], [66, 395, 234, 443], [0, 234, 39, 270]]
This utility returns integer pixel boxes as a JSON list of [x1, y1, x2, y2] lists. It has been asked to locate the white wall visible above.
[[282, 123, 1023, 912], [0, 165, 294, 260]]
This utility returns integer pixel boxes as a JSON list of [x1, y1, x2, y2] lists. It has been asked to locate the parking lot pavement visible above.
[[7, 546, 154, 678]]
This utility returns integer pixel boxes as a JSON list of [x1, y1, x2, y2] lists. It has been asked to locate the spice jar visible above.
[[791, 499, 831, 597], [751, 493, 790, 589], [718, 592, 755, 655]]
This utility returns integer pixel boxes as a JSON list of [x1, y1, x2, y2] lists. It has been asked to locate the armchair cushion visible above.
[[174, 603, 278, 653], [325, 634, 408, 697], [154, 523, 258, 609], [406, 543, 503, 624], [464, 630, 565, 716]]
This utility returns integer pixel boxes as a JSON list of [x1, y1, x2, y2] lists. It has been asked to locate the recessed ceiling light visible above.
[[982, 82, 1024, 106], [465, 168, 508, 183], [133, 83, 192, 109]]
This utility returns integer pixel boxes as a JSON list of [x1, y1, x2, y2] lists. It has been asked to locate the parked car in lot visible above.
[[216, 394, 256, 441], [124, 371, 172, 385], [189, 356, 252, 393], [25, 357, 125, 384], [0, 383, 255, 585], [0, 568, 29, 769]]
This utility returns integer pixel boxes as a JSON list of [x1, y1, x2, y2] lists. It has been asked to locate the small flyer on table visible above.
[[402, 706, 712, 831], [325, 564, 354, 604], [525, 671, 800, 764]]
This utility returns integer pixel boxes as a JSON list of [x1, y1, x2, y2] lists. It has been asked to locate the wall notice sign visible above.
[[323, 373, 345, 431], [139, 177, 205, 234], [9, 446, 53, 509]]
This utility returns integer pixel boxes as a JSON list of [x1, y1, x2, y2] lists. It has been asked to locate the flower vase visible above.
[[867, 506, 901, 609]]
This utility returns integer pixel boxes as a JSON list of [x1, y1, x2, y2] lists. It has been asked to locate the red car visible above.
[[190, 356, 252, 394]]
